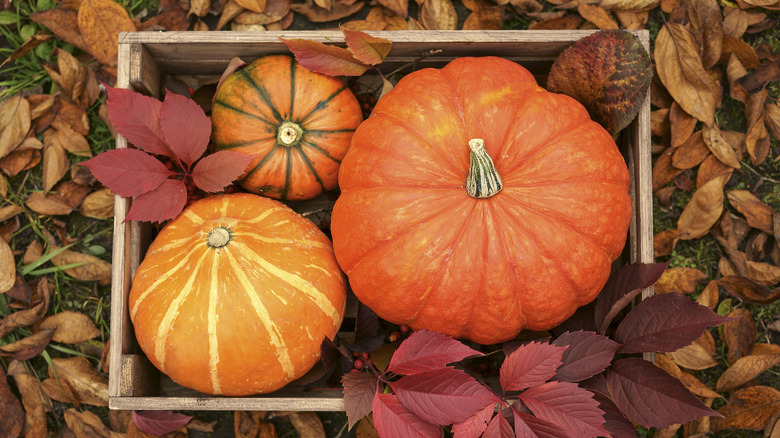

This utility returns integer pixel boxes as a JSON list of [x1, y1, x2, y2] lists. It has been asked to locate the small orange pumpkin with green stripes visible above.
[[128, 193, 347, 396], [211, 55, 363, 201]]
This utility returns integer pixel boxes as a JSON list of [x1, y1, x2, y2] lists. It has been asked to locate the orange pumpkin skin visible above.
[[129, 193, 347, 396], [330, 57, 632, 345], [211, 55, 363, 201]]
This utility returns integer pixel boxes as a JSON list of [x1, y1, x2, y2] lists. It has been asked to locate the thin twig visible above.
[[740, 161, 780, 184], [385, 49, 444, 78]]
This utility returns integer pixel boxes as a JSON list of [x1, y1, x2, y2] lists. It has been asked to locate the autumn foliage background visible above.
[[0, 0, 779, 436]]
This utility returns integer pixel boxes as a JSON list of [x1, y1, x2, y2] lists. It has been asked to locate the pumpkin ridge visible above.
[[282, 146, 292, 198], [238, 68, 284, 122], [293, 144, 327, 192], [288, 54, 296, 120], [212, 99, 278, 130], [299, 139, 342, 164], [300, 84, 350, 125], [224, 248, 296, 379], [240, 144, 282, 185]]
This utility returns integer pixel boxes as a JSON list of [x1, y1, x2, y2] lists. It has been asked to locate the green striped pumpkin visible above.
[[128, 193, 347, 396], [211, 55, 363, 201]]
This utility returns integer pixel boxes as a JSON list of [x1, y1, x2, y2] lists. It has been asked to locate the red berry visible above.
[[388, 331, 400, 342], [353, 359, 364, 369], [361, 352, 370, 360], [400, 324, 410, 333]]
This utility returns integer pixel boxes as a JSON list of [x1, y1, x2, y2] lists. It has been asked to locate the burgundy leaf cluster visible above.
[[280, 29, 392, 77], [343, 264, 735, 438], [82, 86, 253, 223]]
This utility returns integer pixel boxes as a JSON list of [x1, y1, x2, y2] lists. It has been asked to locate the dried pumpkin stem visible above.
[[277, 121, 303, 147], [466, 138, 502, 198], [207, 227, 231, 249]]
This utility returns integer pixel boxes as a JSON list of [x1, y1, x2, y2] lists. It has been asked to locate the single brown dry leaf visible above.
[[745, 90, 770, 166], [0, 366, 24, 438], [233, 0, 290, 26], [745, 260, 780, 287], [528, 14, 583, 29], [235, 0, 267, 12], [672, 130, 710, 169], [50, 247, 111, 286], [716, 344, 780, 392], [290, 0, 365, 22], [56, 100, 90, 136], [679, 371, 723, 399], [696, 154, 733, 188], [703, 123, 742, 168], [41, 377, 79, 405], [667, 336, 720, 370], [652, 147, 684, 191], [10, 373, 51, 437], [654, 266, 708, 294], [0, 329, 55, 361], [79, 188, 114, 219], [462, 0, 505, 30], [0, 279, 51, 338], [190, 0, 211, 17], [45, 48, 87, 103], [599, 0, 659, 11], [721, 34, 761, 69], [651, 108, 670, 137], [577, 3, 618, 28], [30, 9, 91, 54], [0, 238, 15, 295], [286, 412, 325, 438], [654, 229, 681, 258], [355, 415, 380, 438], [723, 308, 757, 363], [0, 176, 6, 198], [77, 0, 137, 66], [696, 280, 719, 310], [726, 189, 774, 234], [718, 275, 780, 304], [377, 0, 408, 16], [419, 0, 457, 29], [50, 356, 109, 406], [53, 181, 91, 209], [676, 173, 728, 240], [0, 34, 55, 71], [654, 23, 720, 124], [42, 139, 69, 195], [216, 0, 244, 30], [234, 412, 269, 438], [64, 408, 111, 437], [685, 0, 722, 69], [711, 386, 780, 432], [26, 191, 74, 216], [669, 102, 696, 148], [764, 102, 780, 140], [0, 95, 32, 160], [51, 122, 92, 157], [23, 240, 43, 266], [0, 205, 23, 223], [39, 311, 101, 344]]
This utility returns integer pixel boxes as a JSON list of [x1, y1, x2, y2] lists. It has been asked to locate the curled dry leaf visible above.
[[287, 412, 326, 438], [234, 411, 269, 438], [50, 356, 109, 406], [703, 123, 741, 169], [745, 90, 770, 166], [0, 329, 55, 361], [0, 366, 24, 438], [669, 102, 696, 148], [716, 344, 780, 392], [672, 131, 709, 170], [723, 308, 757, 363], [711, 386, 780, 432], [462, 0, 506, 30], [653, 267, 708, 294], [721, 35, 760, 70], [378, 0, 408, 17], [39, 311, 101, 344], [80, 188, 115, 219], [0, 279, 51, 338], [64, 408, 111, 437], [0, 205, 23, 223], [235, 0, 267, 13], [9, 365, 51, 437], [726, 189, 774, 234], [685, 0, 722, 69], [653, 229, 681, 258], [77, 0, 137, 66], [577, 3, 619, 28], [290, 0, 365, 22], [42, 140, 69, 194], [666, 331, 719, 370], [44, 48, 87, 103], [718, 275, 780, 304], [25, 191, 74, 216], [745, 260, 780, 286], [599, 0, 659, 11], [233, 0, 290, 26], [676, 173, 729, 240], [696, 154, 733, 188], [0, 238, 15, 294], [30, 8, 91, 54], [654, 23, 720, 124], [0, 95, 32, 160], [419, 0, 458, 29], [51, 246, 112, 286]]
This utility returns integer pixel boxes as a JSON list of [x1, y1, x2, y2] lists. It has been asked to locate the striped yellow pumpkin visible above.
[[128, 193, 347, 396]]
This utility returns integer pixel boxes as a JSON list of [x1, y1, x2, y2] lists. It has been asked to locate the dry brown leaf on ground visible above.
[[190, 0, 211, 17], [718, 275, 780, 304], [653, 229, 681, 258], [676, 172, 729, 240], [577, 3, 619, 28], [50, 356, 109, 406], [377, 0, 408, 17], [286, 412, 325, 438], [233, 0, 291, 26], [669, 102, 696, 147], [703, 123, 742, 168], [139, 0, 190, 31], [723, 5, 748, 38], [50, 246, 112, 285], [0, 366, 25, 438], [26, 191, 74, 216], [56, 100, 90, 136], [0, 95, 32, 160], [290, 0, 364, 22], [726, 189, 774, 234], [43, 48, 87, 103], [653, 266, 708, 294], [65, 408, 111, 437], [654, 23, 720, 124], [0, 328, 55, 361], [419, 0, 458, 29], [8, 361, 52, 437], [77, 0, 137, 67], [0, 278, 51, 338], [652, 147, 684, 191], [0, 34, 54, 70], [0, 238, 16, 294], [764, 101, 780, 140], [672, 131, 710, 169], [685, 0, 722, 69], [712, 386, 780, 432], [723, 308, 758, 363], [234, 412, 273, 438], [462, 0, 505, 29], [721, 34, 761, 69], [0, 176, 6, 198], [0, 215, 20, 243], [80, 188, 114, 219], [716, 344, 780, 391], [39, 311, 101, 344], [53, 181, 91, 210], [745, 90, 770, 166], [30, 8, 92, 54], [696, 153, 733, 188], [599, 0, 659, 11], [741, 61, 780, 93], [696, 281, 720, 310], [651, 108, 670, 136], [745, 260, 780, 286], [679, 371, 723, 399], [42, 137, 69, 194], [236, 0, 268, 13], [528, 14, 583, 29], [667, 330, 720, 370], [50, 121, 92, 158], [41, 376, 79, 406]]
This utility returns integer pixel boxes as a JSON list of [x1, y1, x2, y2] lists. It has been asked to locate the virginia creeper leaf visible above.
[[615, 292, 734, 354], [481, 412, 513, 438], [518, 381, 607, 438], [343, 29, 392, 65], [132, 411, 192, 436], [552, 331, 620, 383], [547, 29, 652, 136], [160, 91, 211, 167], [606, 357, 720, 429], [500, 341, 565, 393], [372, 391, 442, 438], [125, 178, 187, 223], [590, 391, 636, 438], [451, 403, 494, 438], [386, 329, 483, 375], [341, 370, 378, 429], [81, 148, 172, 197], [512, 409, 569, 438], [104, 85, 172, 157], [595, 262, 667, 335], [281, 38, 370, 76], [389, 367, 502, 426], [191, 150, 253, 192]]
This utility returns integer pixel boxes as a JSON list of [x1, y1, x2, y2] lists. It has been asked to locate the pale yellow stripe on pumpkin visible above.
[[182, 209, 205, 224], [237, 243, 342, 327], [233, 232, 330, 250], [244, 207, 287, 224], [224, 249, 296, 379], [154, 251, 210, 369], [131, 242, 202, 317], [207, 254, 221, 395]]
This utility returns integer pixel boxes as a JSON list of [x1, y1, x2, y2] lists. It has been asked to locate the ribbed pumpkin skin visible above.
[[129, 193, 347, 396], [211, 55, 363, 201], [330, 57, 632, 345]]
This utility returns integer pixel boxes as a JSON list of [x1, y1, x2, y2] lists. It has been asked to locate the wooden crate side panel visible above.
[[109, 396, 345, 411]]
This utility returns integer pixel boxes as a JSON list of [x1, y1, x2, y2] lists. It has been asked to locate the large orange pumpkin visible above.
[[211, 55, 363, 201], [330, 57, 632, 345], [129, 193, 347, 396]]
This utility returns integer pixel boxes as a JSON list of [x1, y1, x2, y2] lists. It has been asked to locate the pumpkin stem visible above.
[[466, 138, 502, 198], [277, 121, 303, 147], [207, 227, 231, 249]]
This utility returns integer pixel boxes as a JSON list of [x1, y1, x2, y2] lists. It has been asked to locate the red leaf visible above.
[[499, 341, 565, 393], [590, 391, 637, 438], [481, 412, 513, 438], [512, 410, 569, 438], [191, 150, 253, 193], [614, 292, 735, 353], [595, 262, 668, 335], [125, 178, 187, 223], [105, 85, 173, 158], [606, 357, 720, 429], [518, 381, 607, 438], [372, 391, 442, 438], [341, 370, 378, 429], [81, 148, 171, 197], [281, 38, 370, 77], [389, 367, 502, 426], [386, 329, 483, 375], [451, 403, 494, 438], [552, 331, 620, 383], [132, 410, 192, 436], [160, 91, 210, 167], [343, 29, 392, 66]]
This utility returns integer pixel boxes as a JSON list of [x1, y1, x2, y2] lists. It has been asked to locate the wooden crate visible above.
[[108, 30, 653, 411]]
